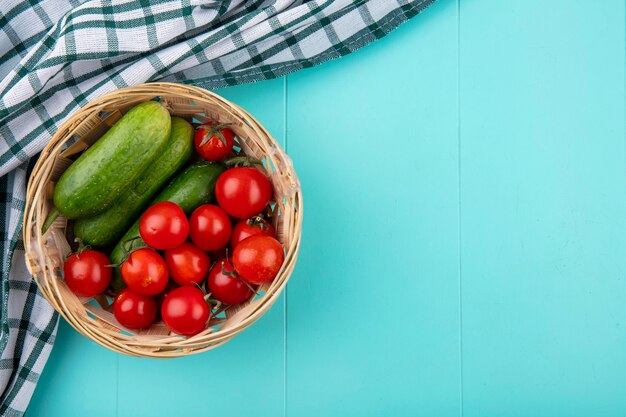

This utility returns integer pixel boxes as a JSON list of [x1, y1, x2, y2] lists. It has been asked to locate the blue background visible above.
[[27, 0, 626, 416]]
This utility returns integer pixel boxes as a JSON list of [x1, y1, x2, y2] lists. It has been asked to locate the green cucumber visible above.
[[53, 101, 171, 219], [73, 117, 194, 247], [109, 161, 225, 291]]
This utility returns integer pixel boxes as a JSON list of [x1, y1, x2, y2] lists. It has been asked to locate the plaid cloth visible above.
[[0, 0, 436, 414]]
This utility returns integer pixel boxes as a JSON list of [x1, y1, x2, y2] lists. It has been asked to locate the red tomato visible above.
[[113, 289, 157, 329], [215, 167, 273, 219], [207, 258, 253, 305], [232, 236, 284, 284], [161, 286, 210, 336], [231, 216, 276, 248], [194, 123, 235, 161], [63, 250, 112, 297], [189, 204, 232, 251], [165, 242, 211, 286], [121, 248, 169, 296], [139, 201, 189, 250]]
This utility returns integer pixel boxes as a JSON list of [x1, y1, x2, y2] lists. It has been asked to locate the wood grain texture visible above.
[[284, 0, 460, 415], [459, 1, 626, 416], [27, 0, 626, 415]]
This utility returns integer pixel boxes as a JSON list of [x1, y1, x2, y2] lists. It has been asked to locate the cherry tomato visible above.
[[231, 216, 276, 248], [113, 289, 157, 329], [139, 201, 189, 250], [189, 204, 232, 251], [208, 258, 253, 305], [232, 235, 284, 284], [63, 250, 112, 297], [165, 242, 211, 286], [215, 167, 273, 219], [194, 123, 235, 161], [161, 286, 210, 336], [121, 248, 169, 296]]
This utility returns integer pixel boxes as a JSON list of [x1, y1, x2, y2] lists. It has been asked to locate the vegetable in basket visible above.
[[73, 116, 193, 246], [109, 161, 225, 291], [53, 101, 171, 219], [161, 286, 210, 336]]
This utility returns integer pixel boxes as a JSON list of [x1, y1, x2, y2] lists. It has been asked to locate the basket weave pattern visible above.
[[23, 83, 302, 358]]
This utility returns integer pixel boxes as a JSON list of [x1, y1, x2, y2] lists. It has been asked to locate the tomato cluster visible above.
[[63, 123, 286, 338]]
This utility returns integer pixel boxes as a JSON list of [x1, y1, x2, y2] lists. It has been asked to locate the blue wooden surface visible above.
[[26, 0, 626, 416]]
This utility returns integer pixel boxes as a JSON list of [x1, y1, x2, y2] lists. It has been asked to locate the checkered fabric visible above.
[[0, 0, 436, 414]]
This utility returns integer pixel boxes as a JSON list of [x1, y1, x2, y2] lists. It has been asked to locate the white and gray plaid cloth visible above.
[[0, 0, 436, 414]]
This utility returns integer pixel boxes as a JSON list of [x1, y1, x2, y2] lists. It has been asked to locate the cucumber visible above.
[[109, 161, 225, 291], [73, 117, 194, 247], [53, 101, 171, 219]]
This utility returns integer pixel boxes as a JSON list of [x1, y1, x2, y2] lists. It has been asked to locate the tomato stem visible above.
[[118, 236, 146, 264], [221, 263, 259, 296], [195, 282, 208, 295], [205, 297, 221, 321], [198, 122, 233, 146], [247, 215, 269, 230], [223, 155, 263, 168], [74, 238, 90, 256], [211, 302, 228, 317]]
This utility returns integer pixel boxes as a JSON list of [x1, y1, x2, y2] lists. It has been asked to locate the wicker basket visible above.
[[22, 83, 302, 358]]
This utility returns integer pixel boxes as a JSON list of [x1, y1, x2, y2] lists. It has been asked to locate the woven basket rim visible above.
[[22, 82, 303, 358]]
